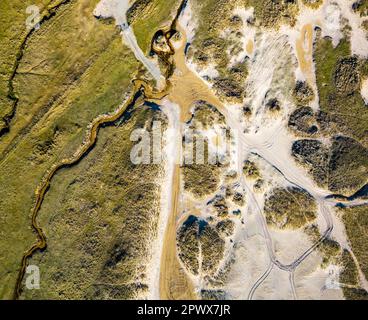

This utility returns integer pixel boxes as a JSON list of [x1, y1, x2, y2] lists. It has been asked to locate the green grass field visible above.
[[21, 106, 165, 299], [0, 0, 140, 299]]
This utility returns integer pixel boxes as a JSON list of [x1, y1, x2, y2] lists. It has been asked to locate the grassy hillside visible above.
[[21, 106, 165, 299], [0, 0, 140, 299]]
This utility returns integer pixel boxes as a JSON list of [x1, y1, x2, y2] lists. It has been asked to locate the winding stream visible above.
[[14, 83, 149, 299]]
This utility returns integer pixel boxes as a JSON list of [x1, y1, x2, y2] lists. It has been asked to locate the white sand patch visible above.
[[203, 125, 228, 163], [93, 0, 130, 25], [270, 229, 316, 266], [295, 251, 344, 300], [335, 0, 368, 58], [227, 124, 242, 174], [361, 77, 368, 105], [252, 267, 294, 300], [294, 67, 307, 82], [322, 2, 343, 46], [245, 32, 277, 118], [243, 31, 293, 131], [178, 0, 197, 44], [225, 228, 270, 299], [187, 60, 219, 80]]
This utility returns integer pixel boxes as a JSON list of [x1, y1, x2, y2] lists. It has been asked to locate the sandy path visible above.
[[158, 22, 225, 300], [158, 8, 227, 298], [168, 27, 225, 122], [159, 164, 197, 300]]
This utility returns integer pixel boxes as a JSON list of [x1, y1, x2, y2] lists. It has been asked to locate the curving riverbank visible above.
[[1, 0, 72, 139], [13, 82, 145, 299]]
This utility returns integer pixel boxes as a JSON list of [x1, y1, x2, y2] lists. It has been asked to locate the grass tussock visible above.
[[265, 187, 317, 229]]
